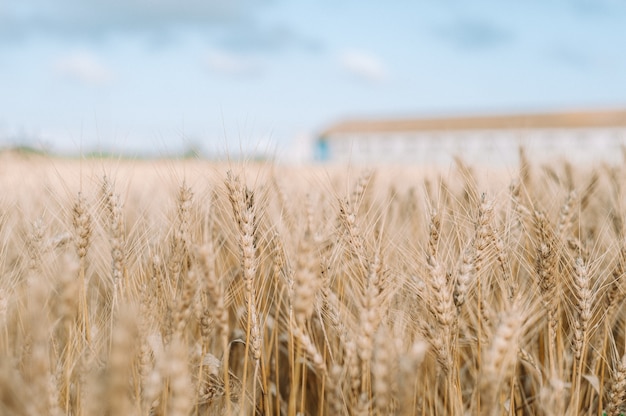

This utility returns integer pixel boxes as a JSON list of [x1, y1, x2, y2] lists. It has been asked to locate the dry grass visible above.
[[2, 149, 626, 415]]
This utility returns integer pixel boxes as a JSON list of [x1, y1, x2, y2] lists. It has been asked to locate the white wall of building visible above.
[[322, 127, 626, 166]]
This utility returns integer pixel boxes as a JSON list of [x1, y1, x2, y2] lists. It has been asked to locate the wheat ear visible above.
[[607, 354, 626, 416], [72, 191, 92, 342]]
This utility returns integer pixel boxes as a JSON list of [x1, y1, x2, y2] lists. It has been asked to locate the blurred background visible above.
[[1, 0, 626, 162]]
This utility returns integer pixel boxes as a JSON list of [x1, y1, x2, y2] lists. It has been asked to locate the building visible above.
[[316, 109, 626, 166]]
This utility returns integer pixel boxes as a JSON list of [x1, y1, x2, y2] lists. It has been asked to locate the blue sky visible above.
[[1, 0, 626, 158]]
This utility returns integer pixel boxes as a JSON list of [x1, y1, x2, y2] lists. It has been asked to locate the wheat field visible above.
[[1, 149, 626, 415]]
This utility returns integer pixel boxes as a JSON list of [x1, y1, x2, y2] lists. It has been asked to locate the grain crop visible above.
[[1, 149, 626, 415]]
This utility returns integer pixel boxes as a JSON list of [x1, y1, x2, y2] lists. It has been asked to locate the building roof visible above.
[[321, 109, 626, 136]]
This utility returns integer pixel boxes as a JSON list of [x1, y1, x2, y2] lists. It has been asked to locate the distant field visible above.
[[1, 150, 626, 415]]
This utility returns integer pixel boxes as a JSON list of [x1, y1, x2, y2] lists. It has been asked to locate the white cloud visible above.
[[206, 50, 262, 77], [54, 52, 114, 85], [339, 50, 388, 83]]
